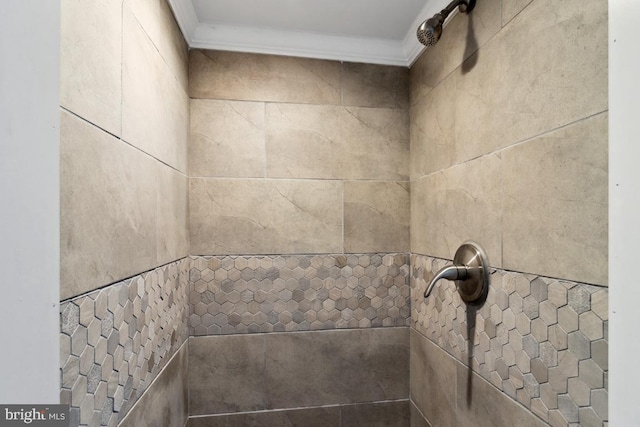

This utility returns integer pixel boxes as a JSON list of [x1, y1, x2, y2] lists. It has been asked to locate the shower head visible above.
[[416, 0, 475, 47], [417, 14, 445, 47]]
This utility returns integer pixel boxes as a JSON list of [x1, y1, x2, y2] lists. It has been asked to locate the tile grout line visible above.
[[411, 109, 609, 183], [60, 106, 188, 179]]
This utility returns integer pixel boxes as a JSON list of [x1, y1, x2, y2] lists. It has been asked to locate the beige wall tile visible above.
[[266, 103, 409, 180], [264, 328, 409, 408], [189, 50, 341, 104], [188, 407, 340, 427], [409, 0, 502, 103], [157, 164, 189, 265], [189, 178, 342, 255], [503, 114, 608, 286], [60, 111, 158, 300], [410, 76, 457, 179], [410, 329, 456, 427], [122, 6, 188, 173], [189, 99, 265, 178], [340, 401, 410, 427], [453, 0, 608, 164], [190, 329, 408, 415], [119, 342, 188, 427], [342, 62, 409, 109], [189, 335, 267, 415], [124, 0, 188, 90], [60, 0, 122, 136], [455, 362, 548, 427], [502, 0, 534, 25], [410, 401, 431, 427], [411, 154, 502, 266], [344, 181, 409, 253]]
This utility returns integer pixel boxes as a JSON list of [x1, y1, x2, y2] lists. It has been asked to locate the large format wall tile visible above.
[[189, 335, 267, 415], [190, 329, 409, 416], [189, 99, 266, 178], [344, 181, 410, 253], [455, 362, 547, 427], [60, 0, 122, 136], [410, 329, 456, 427], [503, 114, 608, 286], [119, 342, 188, 427], [188, 254, 410, 336], [266, 103, 409, 180], [409, 0, 502, 103], [502, 0, 534, 25], [189, 50, 342, 104], [410, 401, 431, 427], [124, 0, 188, 90], [157, 164, 189, 265], [411, 154, 502, 266], [188, 402, 408, 427], [187, 406, 341, 427], [189, 178, 342, 255], [122, 6, 188, 173], [453, 0, 608, 164], [264, 328, 409, 408], [410, 76, 457, 179], [342, 62, 409, 109], [61, 111, 157, 299], [340, 401, 410, 427]]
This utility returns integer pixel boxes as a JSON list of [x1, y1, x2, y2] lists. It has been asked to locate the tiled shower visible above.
[[58, 0, 608, 426]]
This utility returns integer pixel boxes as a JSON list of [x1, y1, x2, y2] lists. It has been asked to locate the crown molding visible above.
[[168, 0, 454, 67], [191, 24, 408, 66], [167, 0, 198, 42]]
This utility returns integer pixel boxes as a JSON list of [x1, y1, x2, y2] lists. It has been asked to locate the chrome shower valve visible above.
[[424, 241, 490, 305]]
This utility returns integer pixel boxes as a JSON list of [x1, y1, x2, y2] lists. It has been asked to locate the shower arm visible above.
[[443, 0, 468, 16], [441, 0, 476, 18]]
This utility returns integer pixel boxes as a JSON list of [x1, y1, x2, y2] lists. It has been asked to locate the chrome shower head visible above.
[[417, 14, 445, 47], [416, 0, 475, 47]]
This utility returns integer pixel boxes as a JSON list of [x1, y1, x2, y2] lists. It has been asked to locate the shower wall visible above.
[[59, 0, 190, 425], [188, 49, 410, 256], [57, 0, 610, 425], [186, 50, 412, 425], [409, 0, 608, 426]]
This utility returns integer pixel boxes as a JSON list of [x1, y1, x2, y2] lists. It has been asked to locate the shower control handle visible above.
[[423, 242, 490, 305], [423, 265, 469, 297]]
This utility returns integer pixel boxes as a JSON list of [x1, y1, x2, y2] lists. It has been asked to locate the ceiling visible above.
[[167, 0, 451, 67]]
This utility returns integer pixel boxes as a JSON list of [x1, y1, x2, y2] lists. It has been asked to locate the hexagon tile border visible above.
[[60, 253, 410, 427], [60, 259, 189, 427], [411, 254, 608, 427], [188, 253, 411, 335], [61, 252, 608, 427]]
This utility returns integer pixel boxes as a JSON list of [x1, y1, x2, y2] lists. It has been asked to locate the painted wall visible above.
[[609, 0, 640, 424], [0, 0, 60, 403], [409, 0, 608, 426]]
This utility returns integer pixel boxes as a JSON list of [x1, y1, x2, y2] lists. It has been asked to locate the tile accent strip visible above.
[[411, 254, 608, 427], [188, 253, 410, 335], [60, 258, 189, 427]]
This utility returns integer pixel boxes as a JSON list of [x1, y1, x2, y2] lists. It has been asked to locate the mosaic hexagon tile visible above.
[[411, 254, 608, 427], [188, 253, 410, 335], [60, 258, 189, 427]]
